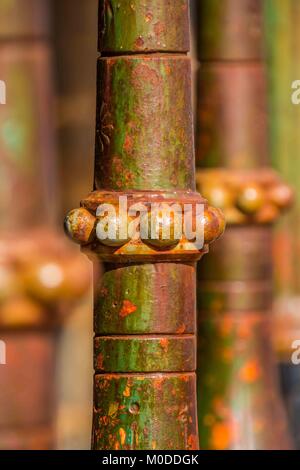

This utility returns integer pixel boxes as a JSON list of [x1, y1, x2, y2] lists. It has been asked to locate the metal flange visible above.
[[196, 168, 294, 225], [64, 190, 225, 262]]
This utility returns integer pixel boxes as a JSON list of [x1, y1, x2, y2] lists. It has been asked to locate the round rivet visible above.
[[268, 184, 294, 210], [201, 184, 234, 210], [236, 184, 264, 215], [255, 204, 280, 224], [141, 210, 181, 250], [64, 208, 96, 245], [203, 208, 225, 244]]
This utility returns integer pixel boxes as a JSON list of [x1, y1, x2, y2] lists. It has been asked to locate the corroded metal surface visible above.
[[0, 233, 91, 450], [65, 190, 225, 262], [53, 0, 97, 215], [195, 0, 292, 450], [0, 46, 56, 231], [0, 331, 55, 429], [265, 0, 300, 448], [0, 0, 50, 39], [196, 63, 268, 169], [94, 263, 196, 335], [197, 170, 293, 224], [66, 0, 224, 450], [94, 336, 196, 373], [197, 311, 290, 450], [95, 56, 195, 191], [93, 373, 198, 450], [0, 2, 91, 450], [196, 0, 264, 60], [0, 426, 53, 451], [99, 0, 190, 53]]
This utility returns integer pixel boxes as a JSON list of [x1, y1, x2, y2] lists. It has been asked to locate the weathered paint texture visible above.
[[195, 0, 292, 449], [0, 1, 91, 450], [63, 0, 218, 450], [99, 0, 190, 53], [94, 263, 196, 335], [0, 0, 49, 39], [93, 373, 198, 450], [95, 56, 195, 191], [265, 0, 300, 448], [93, 0, 199, 447]]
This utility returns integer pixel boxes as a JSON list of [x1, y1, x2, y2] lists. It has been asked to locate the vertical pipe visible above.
[[52, 0, 98, 217], [0, 0, 56, 449], [265, 0, 300, 448], [0, 0, 91, 449], [65, 0, 224, 450], [195, 0, 293, 449]]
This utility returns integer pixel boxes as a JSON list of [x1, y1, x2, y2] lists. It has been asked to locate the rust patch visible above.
[[187, 434, 198, 450], [132, 62, 161, 88], [154, 21, 165, 37], [119, 428, 126, 446], [239, 359, 261, 383], [211, 423, 231, 450], [97, 353, 104, 371], [123, 386, 131, 397], [159, 338, 169, 352], [123, 135, 133, 153], [145, 12, 153, 23], [119, 300, 137, 318]]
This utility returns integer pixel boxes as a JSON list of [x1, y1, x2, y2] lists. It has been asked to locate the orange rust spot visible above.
[[123, 135, 133, 153], [154, 377, 164, 390], [152, 441, 157, 450], [114, 441, 120, 450], [97, 353, 104, 371], [145, 12, 153, 23], [119, 428, 126, 446], [176, 323, 186, 334], [164, 64, 171, 75], [187, 434, 198, 450], [180, 375, 190, 382], [159, 338, 169, 352], [211, 423, 231, 450], [119, 300, 137, 318], [123, 386, 131, 397], [239, 359, 261, 383]]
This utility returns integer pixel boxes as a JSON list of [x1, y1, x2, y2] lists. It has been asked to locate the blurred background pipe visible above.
[[265, 0, 300, 449], [194, 0, 293, 449], [0, 0, 92, 449]]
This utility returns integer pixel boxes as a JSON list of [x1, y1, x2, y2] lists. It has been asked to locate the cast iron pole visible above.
[[195, 0, 293, 450], [65, 0, 224, 450]]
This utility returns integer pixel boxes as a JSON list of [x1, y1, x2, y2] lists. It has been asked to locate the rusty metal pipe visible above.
[[195, 0, 293, 450], [65, 0, 224, 450]]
